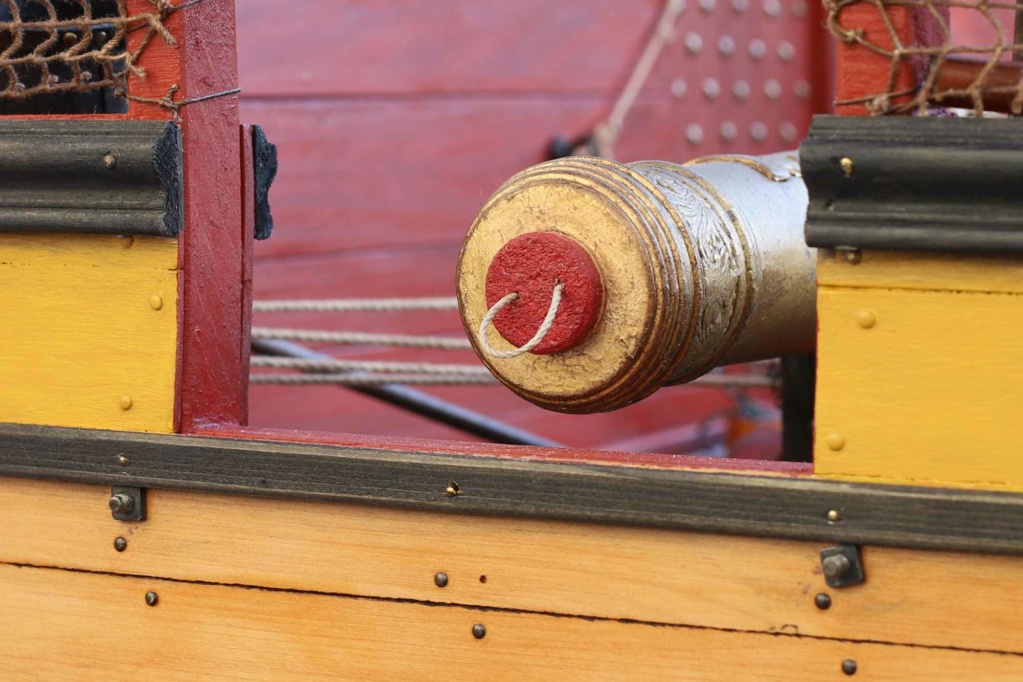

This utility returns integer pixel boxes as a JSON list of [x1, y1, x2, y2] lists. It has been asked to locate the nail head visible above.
[[434, 572, 449, 588], [145, 591, 159, 607], [815, 593, 832, 610], [472, 623, 487, 639]]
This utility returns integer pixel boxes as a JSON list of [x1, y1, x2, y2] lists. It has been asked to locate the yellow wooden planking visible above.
[[2, 478, 1022, 654], [0, 234, 178, 433], [816, 285, 1023, 490], [817, 249, 1023, 294], [2, 563, 1022, 681]]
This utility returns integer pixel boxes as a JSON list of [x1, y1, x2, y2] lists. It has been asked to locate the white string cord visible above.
[[250, 373, 498, 386], [253, 298, 459, 313], [477, 282, 564, 359], [250, 328, 473, 350]]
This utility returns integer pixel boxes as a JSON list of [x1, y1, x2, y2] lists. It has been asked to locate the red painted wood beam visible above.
[[127, 0, 246, 431]]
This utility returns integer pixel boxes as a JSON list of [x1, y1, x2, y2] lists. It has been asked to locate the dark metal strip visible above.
[[251, 125, 277, 241], [0, 423, 1021, 554], [802, 115, 1023, 254], [0, 120, 182, 237]]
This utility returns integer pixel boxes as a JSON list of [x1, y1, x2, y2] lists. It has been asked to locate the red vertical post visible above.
[[126, 0, 246, 431]]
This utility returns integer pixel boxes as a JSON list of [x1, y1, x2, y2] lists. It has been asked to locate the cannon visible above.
[[456, 152, 815, 413]]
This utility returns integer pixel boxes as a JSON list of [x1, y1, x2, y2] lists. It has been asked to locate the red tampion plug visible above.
[[484, 232, 604, 355]]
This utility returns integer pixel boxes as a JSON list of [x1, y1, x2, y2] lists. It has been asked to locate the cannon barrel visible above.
[[456, 152, 815, 413]]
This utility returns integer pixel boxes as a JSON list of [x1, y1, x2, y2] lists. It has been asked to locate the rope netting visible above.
[[826, 0, 1023, 114]]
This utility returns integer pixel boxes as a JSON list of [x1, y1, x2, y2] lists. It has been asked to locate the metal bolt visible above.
[[822, 554, 852, 581], [446, 481, 461, 497], [472, 623, 487, 639], [826, 433, 845, 452], [150, 295, 164, 311], [117, 455, 130, 467], [103, 152, 117, 169], [857, 310, 876, 329], [62, 31, 77, 47], [842, 249, 862, 265], [145, 591, 159, 607], [434, 572, 449, 588], [842, 659, 858, 675], [109, 493, 135, 515], [840, 157, 854, 177], [119, 395, 133, 411], [815, 593, 832, 610], [114, 537, 128, 552], [827, 509, 841, 523]]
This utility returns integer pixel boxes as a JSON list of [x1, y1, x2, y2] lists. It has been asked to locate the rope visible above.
[[253, 297, 460, 313], [593, 0, 686, 158], [250, 369, 776, 389], [251, 327, 473, 350], [250, 373, 499, 386], [251, 356, 491, 376], [477, 282, 564, 359]]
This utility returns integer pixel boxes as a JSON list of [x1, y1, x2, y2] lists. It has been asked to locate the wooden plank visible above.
[[2, 563, 1021, 680], [816, 286, 1023, 491], [2, 479, 1023, 654], [174, 0, 246, 431], [0, 234, 178, 433], [0, 425, 1021, 553], [236, 0, 662, 96], [817, 249, 1023, 295]]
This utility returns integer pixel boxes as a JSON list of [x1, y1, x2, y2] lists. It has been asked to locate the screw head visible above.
[[114, 537, 128, 552], [145, 591, 159, 607], [109, 493, 135, 514], [856, 310, 876, 329], [822, 554, 852, 581], [150, 295, 164, 311], [119, 395, 133, 411], [840, 157, 854, 177], [826, 434, 845, 452], [815, 593, 832, 610], [842, 659, 858, 675], [446, 481, 461, 497], [117, 455, 130, 467], [103, 152, 117, 169], [842, 249, 862, 265], [827, 509, 841, 523], [472, 623, 486, 639], [434, 572, 449, 588]]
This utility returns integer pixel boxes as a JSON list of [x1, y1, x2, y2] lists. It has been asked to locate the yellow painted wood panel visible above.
[[816, 286, 1023, 490], [817, 249, 1023, 294], [1, 563, 1021, 681], [0, 234, 178, 432], [2, 478, 1022, 654]]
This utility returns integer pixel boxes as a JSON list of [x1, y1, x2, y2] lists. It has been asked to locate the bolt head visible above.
[[827, 510, 841, 523], [472, 623, 486, 639], [114, 537, 128, 552], [822, 554, 852, 581], [815, 593, 832, 610], [103, 152, 117, 169], [840, 157, 854, 177], [856, 310, 876, 329], [842, 249, 862, 265], [117, 455, 130, 467], [826, 434, 845, 452], [434, 572, 449, 588], [109, 494, 134, 514], [145, 591, 159, 607], [842, 659, 858, 675]]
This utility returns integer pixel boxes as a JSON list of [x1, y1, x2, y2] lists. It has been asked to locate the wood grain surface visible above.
[[816, 282, 1023, 491], [0, 234, 178, 432], [3, 562, 1020, 681], [1, 478, 1022, 655]]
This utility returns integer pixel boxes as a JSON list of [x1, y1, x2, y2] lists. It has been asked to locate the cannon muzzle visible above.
[[457, 153, 815, 413]]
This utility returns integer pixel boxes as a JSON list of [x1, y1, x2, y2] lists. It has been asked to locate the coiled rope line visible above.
[[249, 296, 776, 388]]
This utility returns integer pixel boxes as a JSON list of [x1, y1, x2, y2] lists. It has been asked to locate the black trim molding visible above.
[[0, 120, 182, 237], [802, 115, 1023, 254], [0, 423, 1021, 555]]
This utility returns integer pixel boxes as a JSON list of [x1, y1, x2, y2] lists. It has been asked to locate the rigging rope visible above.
[[253, 297, 459, 313], [250, 327, 474, 350], [251, 356, 491, 376]]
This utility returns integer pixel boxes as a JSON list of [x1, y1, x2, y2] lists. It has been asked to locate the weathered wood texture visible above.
[[237, 0, 829, 445], [2, 478, 1022, 655], [0, 235, 178, 433], [4, 563, 1020, 681], [0, 426, 1021, 553], [816, 252, 1023, 491]]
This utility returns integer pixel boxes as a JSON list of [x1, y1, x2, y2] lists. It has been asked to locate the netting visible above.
[[0, 0, 177, 103], [826, 0, 1023, 115]]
